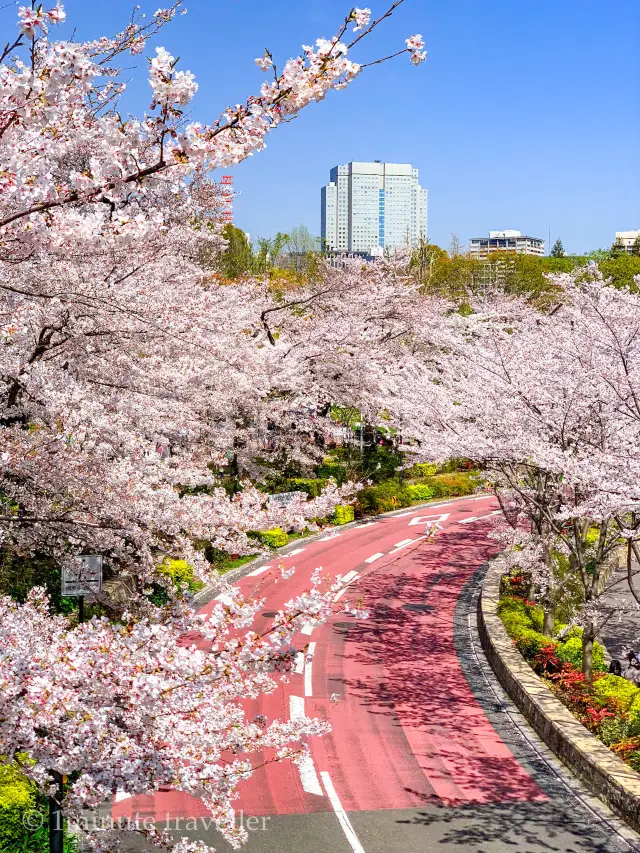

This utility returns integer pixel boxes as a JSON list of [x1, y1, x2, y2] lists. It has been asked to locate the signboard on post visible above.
[[268, 491, 305, 508], [62, 555, 103, 597]]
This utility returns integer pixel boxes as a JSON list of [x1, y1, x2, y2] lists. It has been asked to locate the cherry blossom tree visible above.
[[0, 2, 427, 850], [424, 269, 640, 678]]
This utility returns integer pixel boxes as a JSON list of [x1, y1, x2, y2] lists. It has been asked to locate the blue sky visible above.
[[7, 0, 639, 253]]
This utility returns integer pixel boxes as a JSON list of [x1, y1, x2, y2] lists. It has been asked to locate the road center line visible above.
[[365, 552, 384, 563], [320, 771, 366, 853], [459, 510, 502, 524], [304, 642, 316, 697], [300, 624, 314, 636], [294, 652, 305, 674]]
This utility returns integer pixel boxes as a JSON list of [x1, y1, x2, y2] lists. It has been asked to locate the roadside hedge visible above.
[[333, 505, 355, 525], [249, 528, 289, 548]]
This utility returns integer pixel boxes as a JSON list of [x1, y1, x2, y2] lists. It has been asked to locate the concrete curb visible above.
[[478, 557, 640, 834]]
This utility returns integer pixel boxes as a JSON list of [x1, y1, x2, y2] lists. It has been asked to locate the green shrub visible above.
[[157, 559, 204, 592], [593, 674, 640, 710], [628, 694, 640, 726], [423, 472, 477, 498], [0, 762, 40, 849], [498, 596, 544, 634], [406, 484, 436, 501], [515, 628, 552, 659], [315, 462, 347, 485], [406, 463, 438, 478], [282, 478, 328, 499], [333, 505, 355, 525], [556, 636, 606, 672], [249, 528, 289, 548], [355, 482, 413, 515]]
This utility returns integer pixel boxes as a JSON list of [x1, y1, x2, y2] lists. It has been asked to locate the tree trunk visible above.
[[49, 773, 64, 853], [543, 607, 555, 636], [582, 623, 595, 682]]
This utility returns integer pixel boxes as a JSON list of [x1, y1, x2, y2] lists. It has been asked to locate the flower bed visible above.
[[498, 594, 640, 771]]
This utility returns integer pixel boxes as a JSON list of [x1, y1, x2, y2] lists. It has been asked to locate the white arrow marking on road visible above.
[[408, 513, 450, 527], [321, 772, 366, 853], [287, 547, 306, 556], [304, 642, 316, 697], [365, 552, 384, 563], [247, 565, 271, 577]]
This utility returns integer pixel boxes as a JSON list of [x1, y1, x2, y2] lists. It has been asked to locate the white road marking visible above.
[[458, 510, 502, 524], [318, 533, 341, 541], [247, 565, 271, 577], [290, 694, 306, 721], [320, 772, 366, 853], [301, 624, 314, 636], [357, 521, 378, 528], [334, 572, 360, 602], [298, 754, 324, 796], [394, 538, 415, 548], [341, 570, 358, 584], [408, 512, 450, 527], [304, 642, 316, 697], [365, 552, 384, 563], [294, 652, 305, 674], [114, 790, 132, 803], [287, 547, 306, 556], [392, 510, 415, 517]]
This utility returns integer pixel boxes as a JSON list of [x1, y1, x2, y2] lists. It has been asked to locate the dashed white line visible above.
[[458, 510, 502, 524], [300, 624, 314, 636], [392, 511, 415, 517], [357, 521, 378, 528], [290, 694, 306, 721], [320, 772, 366, 853], [294, 652, 305, 674], [394, 538, 415, 549], [334, 572, 360, 602], [318, 533, 341, 541], [365, 552, 384, 564], [287, 547, 306, 556], [247, 565, 271, 577], [304, 642, 316, 697]]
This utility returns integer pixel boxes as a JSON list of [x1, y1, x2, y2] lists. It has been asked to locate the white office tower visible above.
[[321, 161, 428, 255]]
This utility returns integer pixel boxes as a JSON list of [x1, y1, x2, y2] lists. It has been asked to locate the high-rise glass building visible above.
[[321, 161, 428, 255]]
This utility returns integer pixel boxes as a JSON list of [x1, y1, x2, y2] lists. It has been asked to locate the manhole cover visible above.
[[261, 611, 278, 618], [402, 603, 434, 613]]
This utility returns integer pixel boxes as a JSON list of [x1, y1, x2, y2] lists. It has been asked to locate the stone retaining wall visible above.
[[478, 558, 640, 833]]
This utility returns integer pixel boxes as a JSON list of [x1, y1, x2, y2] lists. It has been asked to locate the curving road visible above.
[[115, 496, 640, 853]]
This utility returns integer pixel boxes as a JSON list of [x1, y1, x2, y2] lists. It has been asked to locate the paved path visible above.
[[114, 497, 640, 853]]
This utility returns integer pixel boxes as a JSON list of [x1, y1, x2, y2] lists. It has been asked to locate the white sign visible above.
[[268, 491, 305, 507], [62, 555, 103, 597]]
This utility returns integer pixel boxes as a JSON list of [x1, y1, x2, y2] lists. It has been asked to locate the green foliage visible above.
[[405, 462, 438, 478], [217, 224, 254, 279], [278, 478, 328, 499], [0, 762, 40, 849], [592, 674, 640, 711], [406, 484, 436, 501], [333, 505, 355, 525], [555, 636, 606, 672], [550, 238, 566, 258], [204, 549, 256, 575], [599, 253, 640, 291], [157, 559, 204, 593], [315, 460, 348, 486], [355, 481, 413, 515], [423, 472, 477, 498], [498, 596, 544, 635], [249, 528, 289, 548], [515, 628, 552, 659], [0, 550, 76, 614]]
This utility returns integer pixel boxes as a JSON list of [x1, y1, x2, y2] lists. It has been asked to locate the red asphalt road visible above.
[[113, 496, 546, 825]]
